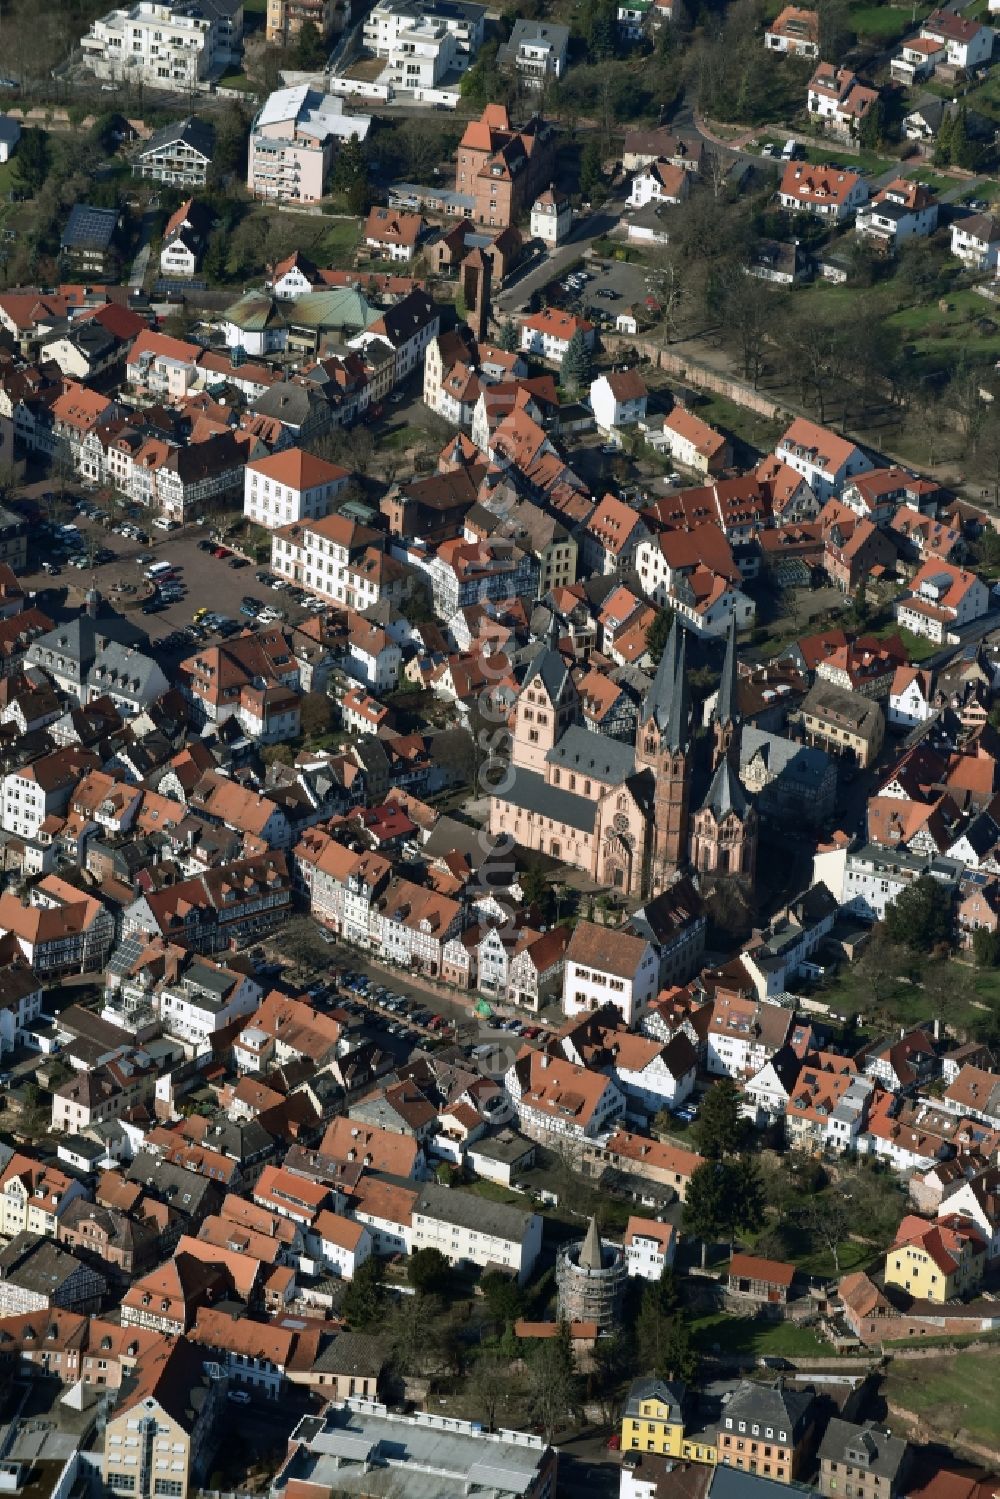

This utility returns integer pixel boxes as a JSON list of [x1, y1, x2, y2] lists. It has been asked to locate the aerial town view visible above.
[[1, 0, 1000, 1495]]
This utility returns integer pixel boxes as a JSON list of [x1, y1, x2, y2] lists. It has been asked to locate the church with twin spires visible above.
[[488, 614, 757, 900]]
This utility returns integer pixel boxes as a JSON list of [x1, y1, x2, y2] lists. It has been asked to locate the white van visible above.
[[781, 139, 798, 160]]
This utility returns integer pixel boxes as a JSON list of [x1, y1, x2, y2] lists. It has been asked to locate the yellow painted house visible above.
[[621, 1377, 718, 1464], [886, 1213, 987, 1303]]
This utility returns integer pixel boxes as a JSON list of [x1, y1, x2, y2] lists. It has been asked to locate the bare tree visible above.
[[467, 1356, 516, 1432], [802, 1193, 852, 1274]]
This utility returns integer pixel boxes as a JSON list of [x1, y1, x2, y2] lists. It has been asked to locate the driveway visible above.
[[496, 195, 629, 312], [129, 208, 158, 291]]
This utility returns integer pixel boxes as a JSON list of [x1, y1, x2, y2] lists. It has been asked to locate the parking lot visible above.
[[20, 500, 318, 665], [542, 256, 658, 328]]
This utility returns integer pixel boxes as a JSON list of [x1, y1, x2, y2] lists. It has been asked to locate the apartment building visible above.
[[717, 1381, 816, 1484], [244, 446, 350, 530], [454, 104, 558, 230], [103, 1338, 225, 1499], [248, 85, 372, 203], [363, 0, 485, 67], [133, 116, 215, 186], [0, 1154, 88, 1240], [817, 1421, 910, 1499], [267, 0, 338, 45], [82, 0, 244, 89], [271, 511, 384, 601], [410, 1181, 542, 1282]]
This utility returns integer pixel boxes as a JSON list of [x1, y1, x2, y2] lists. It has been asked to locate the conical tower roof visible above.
[[700, 756, 750, 820], [716, 613, 739, 727], [579, 1215, 603, 1271], [642, 617, 678, 729], [642, 619, 690, 753]]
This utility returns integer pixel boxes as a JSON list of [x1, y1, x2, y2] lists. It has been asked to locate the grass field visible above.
[[692, 1313, 831, 1359], [316, 218, 362, 261], [800, 142, 898, 176], [218, 70, 258, 92], [849, 1, 930, 37], [688, 392, 785, 463], [884, 1351, 1000, 1449], [886, 288, 1000, 365]]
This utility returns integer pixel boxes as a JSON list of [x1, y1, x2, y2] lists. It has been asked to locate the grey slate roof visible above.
[[700, 757, 750, 819], [716, 613, 739, 727], [87, 641, 167, 704], [414, 1180, 535, 1240], [739, 726, 831, 788], [521, 633, 571, 703], [624, 1377, 686, 1421], [818, 1420, 908, 1481], [642, 618, 690, 751], [721, 1379, 814, 1440], [495, 766, 596, 834], [312, 1330, 386, 1377], [545, 724, 635, 784], [140, 116, 215, 162]]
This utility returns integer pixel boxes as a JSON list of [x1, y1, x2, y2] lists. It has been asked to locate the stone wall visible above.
[[599, 333, 786, 421]]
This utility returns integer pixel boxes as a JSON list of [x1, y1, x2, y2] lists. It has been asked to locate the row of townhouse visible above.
[[304, 830, 464, 977]]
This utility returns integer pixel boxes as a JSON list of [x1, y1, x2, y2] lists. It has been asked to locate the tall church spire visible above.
[[642, 617, 679, 728], [643, 618, 690, 753], [636, 618, 692, 896], [713, 613, 740, 770], [717, 613, 739, 728]]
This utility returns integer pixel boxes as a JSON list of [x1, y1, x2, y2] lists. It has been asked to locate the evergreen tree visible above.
[[346, 174, 372, 215], [332, 132, 368, 192], [580, 139, 604, 201], [934, 109, 955, 166], [340, 1256, 386, 1328], [202, 230, 228, 284], [498, 318, 519, 353], [951, 105, 976, 170], [645, 606, 674, 667], [883, 874, 953, 953], [695, 1079, 748, 1160], [294, 18, 328, 69], [13, 129, 50, 196], [683, 1160, 728, 1269], [856, 97, 884, 152], [561, 329, 593, 394]]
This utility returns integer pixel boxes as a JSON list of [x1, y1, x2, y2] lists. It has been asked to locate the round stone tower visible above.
[[555, 1216, 626, 1333]]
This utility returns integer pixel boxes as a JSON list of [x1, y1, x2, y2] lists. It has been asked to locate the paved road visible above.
[[129, 208, 157, 291], [496, 195, 629, 313]]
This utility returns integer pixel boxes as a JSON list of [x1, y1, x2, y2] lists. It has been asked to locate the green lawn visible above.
[[217, 70, 258, 92], [317, 218, 362, 263], [464, 1179, 525, 1207], [849, 2, 929, 38], [692, 1313, 831, 1359], [902, 168, 958, 195], [883, 289, 1000, 370], [883, 1351, 1000, 1448], [815, 953, 988, 1035], [799, 141, 898, 177], [687, 392, 785, 463], [872, 623, 941, 663]]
